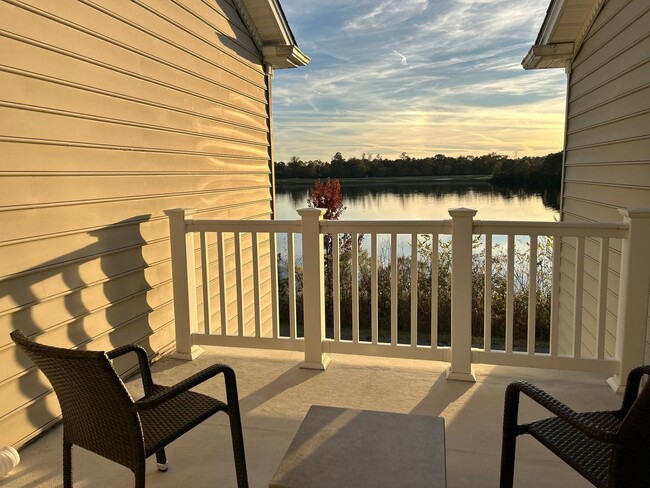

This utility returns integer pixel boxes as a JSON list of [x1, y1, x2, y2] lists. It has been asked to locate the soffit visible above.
[[235, 0, 310, 69], [522, 0, 603, 69]]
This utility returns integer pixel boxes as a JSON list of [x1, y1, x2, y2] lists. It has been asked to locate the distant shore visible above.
[[275, 175, 493, 186]]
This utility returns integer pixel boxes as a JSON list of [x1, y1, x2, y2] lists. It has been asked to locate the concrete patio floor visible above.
[[4, 346, 622, 487]]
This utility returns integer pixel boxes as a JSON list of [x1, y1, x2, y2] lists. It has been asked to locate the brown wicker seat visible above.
[[499, 365, 650, 488], [10, 330, 248, 487]]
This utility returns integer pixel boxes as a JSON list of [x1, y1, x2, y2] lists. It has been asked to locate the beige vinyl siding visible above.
[[0, 0, 274, 448], [557, 0, 650, 362]]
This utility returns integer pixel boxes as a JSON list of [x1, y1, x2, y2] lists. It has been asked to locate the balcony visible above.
[[4, 207, 649, 487], [5, 346, 622, 487]]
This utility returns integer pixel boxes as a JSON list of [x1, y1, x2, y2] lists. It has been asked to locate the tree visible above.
[[307, 179, 363, 335], [307, 178, 346, 220]]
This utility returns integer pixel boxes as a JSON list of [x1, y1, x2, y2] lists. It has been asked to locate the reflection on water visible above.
[[276, 181, 559, 221]]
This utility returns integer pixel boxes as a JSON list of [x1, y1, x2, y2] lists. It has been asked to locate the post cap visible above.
[[163, 208, 198, 216], [297, 207, 327, 218], [619, 208, 650, 219], [448, 208, 478, 217]]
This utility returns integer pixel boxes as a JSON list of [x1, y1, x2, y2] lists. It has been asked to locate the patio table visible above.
[[269, 405, 446, 488]]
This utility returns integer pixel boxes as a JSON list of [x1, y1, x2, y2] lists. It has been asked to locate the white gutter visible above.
[[522, 42, 574, 69]]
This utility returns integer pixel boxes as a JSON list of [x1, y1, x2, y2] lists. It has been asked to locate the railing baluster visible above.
[[506, 234, 514, 354], [217, 231, 228, 336], [431, 234, 439, 349], [200, 231, 212, 334], [484, 234, 492, 352], [550, 235, 560, 356], [573, 237, 585, 358], [527, 235, 538, 355], [252, 232, 261, 338], [352, 233, 359, 343], [596, 237, 609, 360], [333, 233, 341, 342], [411, 233, 418, 347], [234, 232, 244, 337], [391, 233, 398, 346], [270, 232, 279, 338], [288, 232, 297, 339], [371, 233, 378, 344]]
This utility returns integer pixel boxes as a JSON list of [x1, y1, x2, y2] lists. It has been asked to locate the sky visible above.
[[272, 0, 567, 163]]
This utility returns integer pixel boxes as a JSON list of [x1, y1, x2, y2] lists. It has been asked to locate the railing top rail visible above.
[[474, 220, 629, 238], [188, 217, 628, 239], [189, 219, 302, 233], [321, 220, 452, 234]]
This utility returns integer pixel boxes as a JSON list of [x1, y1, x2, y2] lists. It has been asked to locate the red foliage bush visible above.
[[307, 178, 346, 220]]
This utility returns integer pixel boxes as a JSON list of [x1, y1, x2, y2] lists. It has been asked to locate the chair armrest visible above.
[[133, 363, 235, 412], [106, 344, 155, 394], [620, 365, 650, 414], [506, 381, 619, 443]]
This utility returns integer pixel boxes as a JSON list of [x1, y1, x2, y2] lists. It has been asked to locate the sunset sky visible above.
[[272, 0, 567, 163]]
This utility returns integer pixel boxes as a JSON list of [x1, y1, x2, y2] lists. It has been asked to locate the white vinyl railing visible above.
[[470, 219, 629, 374], [320, 218, 452, 363], [165, 207, 650, 390]]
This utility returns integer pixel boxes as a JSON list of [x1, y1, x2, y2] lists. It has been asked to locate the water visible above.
[[275, 180, 559, 258], [275, 180, 559, 221]]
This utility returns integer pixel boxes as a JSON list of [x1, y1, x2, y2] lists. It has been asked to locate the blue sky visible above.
[[272, 0, 567, 162]]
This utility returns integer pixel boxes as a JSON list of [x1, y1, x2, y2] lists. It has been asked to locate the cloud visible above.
[[344, 0, 429, 31], [392, 50, 408, 65], [421, 0, 544, 44]]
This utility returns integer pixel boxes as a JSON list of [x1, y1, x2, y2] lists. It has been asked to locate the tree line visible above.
[[275, 151, 563, 189]]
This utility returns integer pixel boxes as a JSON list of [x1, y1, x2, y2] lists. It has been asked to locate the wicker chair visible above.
[[11, 330, 248, 487], [500, 365, 650, 488]]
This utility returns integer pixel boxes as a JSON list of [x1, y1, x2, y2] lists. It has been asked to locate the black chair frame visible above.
[[500, 365, 650, 488], [11, 330, 248, 487]]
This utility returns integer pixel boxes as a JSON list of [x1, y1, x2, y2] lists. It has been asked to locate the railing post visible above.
[[447, 208, 477, 382], [298, 208, 331, 370], [164, 208, 204, 360], [607, 208, 650, 392]]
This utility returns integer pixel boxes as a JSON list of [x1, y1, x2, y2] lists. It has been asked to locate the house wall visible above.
[[0, 0, 274, 448], [558, 0, 650, 361]]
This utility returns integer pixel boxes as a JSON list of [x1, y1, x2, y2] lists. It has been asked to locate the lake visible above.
[[276, 180, 559, 222]]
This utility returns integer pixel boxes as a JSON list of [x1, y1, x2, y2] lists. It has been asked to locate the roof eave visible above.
[[522, 42, 574, 70], [236, 0, 310, 69], [522, 0, 603, 70], [262, 45, 310, 69]]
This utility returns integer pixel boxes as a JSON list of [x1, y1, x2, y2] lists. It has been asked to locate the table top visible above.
[[269, 406, 446, 488]]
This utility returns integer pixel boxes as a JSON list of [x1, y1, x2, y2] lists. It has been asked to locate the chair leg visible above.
[[63, 438, 73, 488], [134, 464, 146, 488], [223, 368, 248, 488], [228, 412, 249, 488], [155, 449, 168, 472], [499, 427, 517, 488], [500, 384, 522, 488]]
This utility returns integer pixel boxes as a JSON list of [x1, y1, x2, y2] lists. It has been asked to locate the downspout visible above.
[[558, 64, 571, 220], [266, 63, 276, 220]]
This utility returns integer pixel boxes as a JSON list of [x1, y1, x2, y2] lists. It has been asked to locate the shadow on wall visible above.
[[1, 215, 157, 446]]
